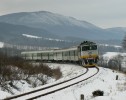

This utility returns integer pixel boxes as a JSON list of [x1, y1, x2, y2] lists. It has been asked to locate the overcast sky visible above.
[[0, 0, 126, 28]]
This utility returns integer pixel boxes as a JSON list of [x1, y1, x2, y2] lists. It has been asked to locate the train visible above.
[[21, 41, 99, 67]]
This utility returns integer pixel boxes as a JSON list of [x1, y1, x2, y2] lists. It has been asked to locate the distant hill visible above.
[[105, 27, 126, 35], [0, 11, 125, 48], [0, 11, 125, 40], [0, 22, 78, 48]]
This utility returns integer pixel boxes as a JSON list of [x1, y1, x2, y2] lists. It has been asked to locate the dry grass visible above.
[[116, 82, 126, 91]]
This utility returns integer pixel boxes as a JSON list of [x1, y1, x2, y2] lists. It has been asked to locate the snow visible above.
[[99, 44, 122, 48], [9, 80, 33, 94], [22, 34, 71, 42], [103, 52, 119, 59], [1, 63, 126, 100], [47, 63, 86, 82], [0, 91, 11, 99], [114, 45, 121, 48], [22, 34, 42, 39], [102, 52, 126, 60], [10, 65, 97, 100], [0, 41, 4, 48], [37, 67, 126, 100], [102, 52, 126, 69], [27, 11, 98, 29], [91, 90, 126, 100]]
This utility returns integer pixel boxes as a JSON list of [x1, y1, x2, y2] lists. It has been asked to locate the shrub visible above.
[[0, 51, 63, 93], [52, 68, 62, 80], [92, 90, 104, 97]]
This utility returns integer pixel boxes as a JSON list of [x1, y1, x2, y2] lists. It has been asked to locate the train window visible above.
[[75, 51, 78, 56], [37, 53, 41, 57], [91, 45, 97, 50], [63, 52, 65, 56], [42, 53, 48, 56], [70, 51, 74, 56], [82, 46, 89, 51], [64, 52, 69, 56], [82, 45, 97, 51], [33, 53, 37, 57], [57, 52, 61, 56], [49, 53, 53, 56]]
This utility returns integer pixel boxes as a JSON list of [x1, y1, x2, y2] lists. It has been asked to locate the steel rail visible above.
[[26, 67, 99, 100]]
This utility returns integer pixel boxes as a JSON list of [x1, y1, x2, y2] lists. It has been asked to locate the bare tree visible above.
[[108, 54, 123, 71]]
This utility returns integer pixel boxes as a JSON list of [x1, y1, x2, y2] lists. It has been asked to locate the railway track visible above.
[[4, 65, 99, 100]]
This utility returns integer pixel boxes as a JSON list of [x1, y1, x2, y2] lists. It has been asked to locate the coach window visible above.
[[75, 51, 77, 56], [49, 53, 52, 56], [34, 53, 37, 57], [22, 54, 25, 58], [70, 51, 74, 56], [42, 53, 46, 56], [37, 53, 41, 57], [33, 53, 37, 58], [64, 51, 68, 57], [62, 52, 64, 56]]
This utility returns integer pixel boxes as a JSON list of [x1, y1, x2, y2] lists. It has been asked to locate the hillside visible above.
[[0, 22, 77, 48], [0, 11, 125, 41], [105, 27, 126, 35]]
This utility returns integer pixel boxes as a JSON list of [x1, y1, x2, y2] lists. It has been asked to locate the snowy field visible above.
[[0, 63, 86, 99], [0, 42, 4, 48], [1, 62, 126, 100], [36, 67, 126, 100], [102, 52, 126, 61], [102, 52, 126, 72]]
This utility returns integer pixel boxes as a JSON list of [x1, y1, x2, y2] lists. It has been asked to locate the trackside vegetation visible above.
[[0, 52, 62, 94]]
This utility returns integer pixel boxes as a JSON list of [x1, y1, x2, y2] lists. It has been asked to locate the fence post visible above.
[[116, 75, 118, 80], [80, 94, 84, 100]]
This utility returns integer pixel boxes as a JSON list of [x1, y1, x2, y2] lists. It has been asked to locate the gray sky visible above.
[[0, 0, 126, 28]]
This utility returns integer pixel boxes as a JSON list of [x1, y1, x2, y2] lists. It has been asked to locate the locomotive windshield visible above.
[[82, 45, 97, 51]]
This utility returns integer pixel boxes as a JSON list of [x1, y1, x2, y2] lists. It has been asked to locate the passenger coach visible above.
[[21, 41, 99, 67]]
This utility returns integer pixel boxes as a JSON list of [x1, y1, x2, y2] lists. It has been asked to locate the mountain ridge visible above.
[[0, 11, 125, 47], [0, 11, 123, 40]]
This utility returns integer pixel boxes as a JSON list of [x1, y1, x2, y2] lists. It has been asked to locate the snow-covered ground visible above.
[[36, 67, 126, 100], [0, 63, 86, 99], [90, 68, 126, 100], [102, 52, 126, 60], [102, 52, 126, 71], [10, 65, 97, 100], [46, 63, 86, 82], [0, 41, 4, 48], [1, 62, 126, 100], [99, 44, 122, 48]]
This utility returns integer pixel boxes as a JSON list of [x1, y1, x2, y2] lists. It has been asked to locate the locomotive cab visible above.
[[78, 41, 98, 67]]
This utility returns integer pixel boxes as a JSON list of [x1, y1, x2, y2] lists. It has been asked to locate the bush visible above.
[[92, 90, 104, 97], [0, 51, 62, 93], [52, 68, 62, 80]]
